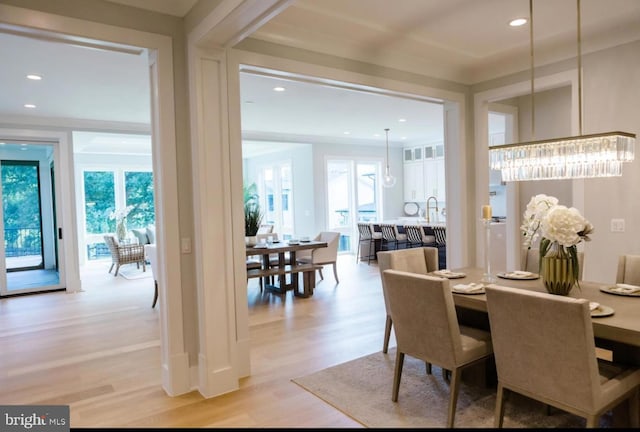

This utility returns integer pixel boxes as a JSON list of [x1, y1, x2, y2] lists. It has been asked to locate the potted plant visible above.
[[244, 183, 263, 246]]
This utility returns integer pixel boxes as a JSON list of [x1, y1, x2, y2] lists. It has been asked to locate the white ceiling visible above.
[[1, 0, 639, 152]]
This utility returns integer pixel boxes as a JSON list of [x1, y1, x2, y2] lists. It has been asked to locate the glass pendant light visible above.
[[382, 128, 396, 188], [489, 0, 635, 181]]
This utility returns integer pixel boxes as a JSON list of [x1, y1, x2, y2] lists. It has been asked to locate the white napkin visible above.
[[434, 269, 465, 278], [508, 270, 533, 277], [589, 301, 600, 311], [452, 282, 484, 293], [612, 283, 640, 294]]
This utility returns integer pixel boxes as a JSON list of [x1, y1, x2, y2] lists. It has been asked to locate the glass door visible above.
[[0, 143, 62, 296], [257, 162, 293, 238], [326, 159, 381, 254]]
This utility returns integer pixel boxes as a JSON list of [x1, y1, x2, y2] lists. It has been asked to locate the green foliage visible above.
[[125, 171, 155, 228], [243, 182, 263, 236], [84, 170, 155, 234], [84, 171, 116, 234]]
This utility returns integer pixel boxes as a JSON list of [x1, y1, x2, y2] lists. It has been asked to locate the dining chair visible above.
[[485, 284, 640, 428], [257, 224, 274, 234], [246, 233, 281, 291], [377, 247, 439, 354], [380, 223, 408, 251], [382, 269, 494, 428], [356, 222, 380, 264], [522, 247, 584, 279], [296, 231, 340, 283], [103, 234, 146, 277], [615, 254, 640, 286]]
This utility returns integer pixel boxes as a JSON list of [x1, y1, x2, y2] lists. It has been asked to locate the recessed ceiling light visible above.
[[20, 143, 27, 146], [0, 142, 5, 145], [20, 147, 28, 151], [24, 104, 36, 109], [26, 74, 42, 80], [273, 86, 285, 92], [509, 18, 527, 27], [373, 133, 380, 137], [343, 131, 351, 135], [401, 137, 407, 140], [398, 118, 407, 123]]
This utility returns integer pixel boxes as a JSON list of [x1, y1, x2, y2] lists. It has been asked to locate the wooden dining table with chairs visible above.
[[246, 239, 328, 298]]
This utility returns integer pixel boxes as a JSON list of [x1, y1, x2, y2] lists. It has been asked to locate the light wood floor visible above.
[[0, 255, 386, 428]]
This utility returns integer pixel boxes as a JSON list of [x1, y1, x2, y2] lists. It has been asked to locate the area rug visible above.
[[118, 266, 152, 280], [293, 349, 611, 428]]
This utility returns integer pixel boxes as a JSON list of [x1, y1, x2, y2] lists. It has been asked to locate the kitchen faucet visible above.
[[426, 196, 438, 224]]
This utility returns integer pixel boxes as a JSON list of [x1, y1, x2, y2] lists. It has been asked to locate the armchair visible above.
[[296, 231, 340, 283], [103, 234, 146, 277]]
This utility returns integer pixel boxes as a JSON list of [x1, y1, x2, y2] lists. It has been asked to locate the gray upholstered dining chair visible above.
[[615, 254, 640, 286], [377, 247, 438, 354], [485, 284, 640, 428], [382, 269, 494, 428], [522, 247, 584, 279]]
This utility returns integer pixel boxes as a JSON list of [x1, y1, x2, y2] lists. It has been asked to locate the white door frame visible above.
[[0, 3, 189, 396]]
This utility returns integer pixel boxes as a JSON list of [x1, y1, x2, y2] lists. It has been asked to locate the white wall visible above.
[[580, 40, 640, 283], [242, 142, 315, 237]]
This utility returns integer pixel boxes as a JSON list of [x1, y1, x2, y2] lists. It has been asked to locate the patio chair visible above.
[[103, 235, 146, 277]]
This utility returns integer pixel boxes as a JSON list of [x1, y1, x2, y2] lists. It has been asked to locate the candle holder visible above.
[[482, 218, 496, 283]]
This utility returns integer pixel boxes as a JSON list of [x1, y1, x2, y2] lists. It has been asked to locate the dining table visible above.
[[434, 266, 640, 426], [246, 239, 328, 297]]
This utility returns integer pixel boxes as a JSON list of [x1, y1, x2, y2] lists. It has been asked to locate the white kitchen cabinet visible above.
[[403, 161, 424, 202], [404, 143, 445, 204]]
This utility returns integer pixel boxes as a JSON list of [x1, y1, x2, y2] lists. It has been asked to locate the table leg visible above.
[[294, 268, 316, 298]]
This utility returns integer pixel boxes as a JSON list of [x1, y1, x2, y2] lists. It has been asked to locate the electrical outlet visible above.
[[610, 219, 625, 233]]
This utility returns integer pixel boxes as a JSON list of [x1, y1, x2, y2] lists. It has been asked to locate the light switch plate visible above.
[[610, 218, 625, 232], [181, 237, 192, 253]]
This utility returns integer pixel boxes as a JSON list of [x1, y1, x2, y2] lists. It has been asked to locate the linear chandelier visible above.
[[489, 0, 635, 182]]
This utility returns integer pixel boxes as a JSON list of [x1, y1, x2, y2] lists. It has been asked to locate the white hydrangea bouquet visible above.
[[109, 205, 135, 240], [521, 194, 593, 287]]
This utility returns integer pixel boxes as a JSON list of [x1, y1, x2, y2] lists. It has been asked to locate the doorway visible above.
[[0, 142, 61, 295], [326, 159, 382, 254]]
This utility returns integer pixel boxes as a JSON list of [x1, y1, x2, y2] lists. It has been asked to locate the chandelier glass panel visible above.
[[489, 0, 635, 182]]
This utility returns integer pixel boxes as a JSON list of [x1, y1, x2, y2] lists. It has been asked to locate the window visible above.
[[82, 169, 154, 260], [257, 161, 293, 237], [326, 159, 382, 253]]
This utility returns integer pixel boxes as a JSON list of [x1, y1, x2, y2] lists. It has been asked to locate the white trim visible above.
[[0, 3, 189, 396], [188, 46, 245, 397], [0, 127, 79, 294], [228, 48, 468, 269]]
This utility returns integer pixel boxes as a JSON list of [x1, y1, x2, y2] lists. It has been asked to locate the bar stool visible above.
[[356, 222, 380, 265], [404, 225, 436, 248], [380, 223, 408, 251]]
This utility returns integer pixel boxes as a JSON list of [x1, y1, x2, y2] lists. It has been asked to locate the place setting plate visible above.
[[451, 282, 485, 295], [599, 283, 640, 297], [431, 269, 467, 279], [496, 271, 540, 280], [589, 301, 615, 318]]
